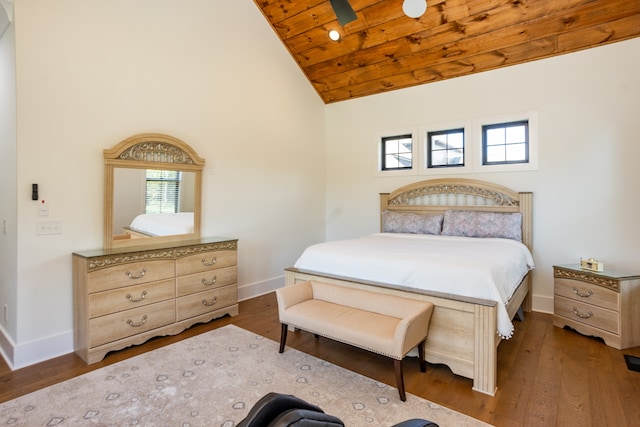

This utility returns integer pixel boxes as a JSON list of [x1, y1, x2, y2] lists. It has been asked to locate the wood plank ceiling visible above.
[[253, 0, 640, 103]]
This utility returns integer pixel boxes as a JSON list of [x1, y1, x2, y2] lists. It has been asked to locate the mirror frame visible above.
[[104, 133, 205, 249]]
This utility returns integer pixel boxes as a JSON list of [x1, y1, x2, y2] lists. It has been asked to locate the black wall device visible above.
[[32, 183, 38, 201]]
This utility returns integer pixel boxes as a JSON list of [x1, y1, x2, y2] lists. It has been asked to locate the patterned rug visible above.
[[0, 325, 491, 426]]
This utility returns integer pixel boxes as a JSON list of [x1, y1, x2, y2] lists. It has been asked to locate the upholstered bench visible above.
[[275, 280, 434, 401]]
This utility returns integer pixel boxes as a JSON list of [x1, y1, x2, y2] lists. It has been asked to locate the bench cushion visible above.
[[277, 281, 434, 360]]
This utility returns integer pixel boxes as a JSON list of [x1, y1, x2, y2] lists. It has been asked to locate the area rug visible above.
[[0, 325, 491, 426]]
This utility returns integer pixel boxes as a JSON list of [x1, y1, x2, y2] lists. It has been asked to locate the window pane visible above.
[[448, 132, 464, 149], [385, 154, 399, 168], [486, 128, 505, 146], [398, 138, 412, 154], [487, 145, 505, 162], [506, 125, 526, 143], [385, 140, 399, 154], [431, 150, 447, 166], [448, 148, 464, 165], [431, 136, 447, 150], [396, 153, 412, 167], [506, 143, 526, 161]]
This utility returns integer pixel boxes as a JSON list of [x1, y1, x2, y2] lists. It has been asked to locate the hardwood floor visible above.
[[2, 292, 640, 426]]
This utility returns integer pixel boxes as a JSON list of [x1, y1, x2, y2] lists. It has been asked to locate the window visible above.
[[145, 169, 182, 214], [427, 128, 464, 168], [381, 134, 413, 170], [482, 120, 529, 165]]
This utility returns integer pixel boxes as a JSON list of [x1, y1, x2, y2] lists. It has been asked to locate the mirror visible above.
[[104, 133, 204, 249]]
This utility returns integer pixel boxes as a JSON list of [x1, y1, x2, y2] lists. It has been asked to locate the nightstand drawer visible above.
[[554, 295, 619, 334], [554, 278, 618, 311]]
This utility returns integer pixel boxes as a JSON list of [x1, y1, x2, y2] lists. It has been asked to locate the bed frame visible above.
[[285, 178, 533, 396]]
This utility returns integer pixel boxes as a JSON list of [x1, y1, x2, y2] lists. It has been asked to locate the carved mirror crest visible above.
[[104, 133, 205, 249]]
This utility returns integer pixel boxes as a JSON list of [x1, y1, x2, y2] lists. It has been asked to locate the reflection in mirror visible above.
[[113, 169, 196, 238], [104, 133, 204, 249]]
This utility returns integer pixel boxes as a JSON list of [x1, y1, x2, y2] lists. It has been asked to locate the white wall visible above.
[[324, 38, 640, 313], [4, 0, 639, 368], [6, 0, 326, 368], [0, 5, 17, 361]]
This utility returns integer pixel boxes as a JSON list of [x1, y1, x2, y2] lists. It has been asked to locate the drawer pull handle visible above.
[[126, 290, 147, 302], [572, 287, 593, 298], [572, 307, 593, 319], [127, 315, 148, 327], [202, 297, 218, 307], [202, 276, 218, 286], [202, 257, 217, 266], [125, 268, 147, 279]]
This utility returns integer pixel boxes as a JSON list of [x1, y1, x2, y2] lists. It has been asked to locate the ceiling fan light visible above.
[[403, 0, 427, 18]]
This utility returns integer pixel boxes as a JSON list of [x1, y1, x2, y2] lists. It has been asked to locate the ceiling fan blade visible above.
[[329, 0, 357, 26]]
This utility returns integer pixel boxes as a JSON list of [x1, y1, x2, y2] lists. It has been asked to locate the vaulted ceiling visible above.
[[254, 0, 640, 103]]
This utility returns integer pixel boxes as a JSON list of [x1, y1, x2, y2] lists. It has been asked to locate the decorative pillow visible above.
[[381, 211, 443, 235], [441, 210, 523, 241]]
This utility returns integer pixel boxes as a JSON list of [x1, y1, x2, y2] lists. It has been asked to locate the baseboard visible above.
[[0, 323, 15, 370], [238, 276, 283, 301], [13, 330, 74, 370], [532, 294, 554, 314]]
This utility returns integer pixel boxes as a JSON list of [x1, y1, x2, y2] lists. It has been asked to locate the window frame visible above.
[[418, 120, 472, 176], [427, 127, 466, 169], [375, 127, 418, 177], [482, 120, 529, 166], [381, 133, 413, 171], [472, 110, 538, 173]]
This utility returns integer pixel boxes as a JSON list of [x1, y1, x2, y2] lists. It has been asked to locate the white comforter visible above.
[[129, 212, 194, 236], [294, 233, 535, 338]]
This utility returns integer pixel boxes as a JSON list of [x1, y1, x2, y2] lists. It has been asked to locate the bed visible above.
[[124, 212, 194, 237], [284, 178, 533, 396]]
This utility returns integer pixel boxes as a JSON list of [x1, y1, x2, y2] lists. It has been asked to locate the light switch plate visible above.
[[36, 220, 62, 235]]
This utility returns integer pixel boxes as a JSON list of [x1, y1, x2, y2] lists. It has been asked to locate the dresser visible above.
[[553, 264, 640, 349], [73, 237, 238, 364]]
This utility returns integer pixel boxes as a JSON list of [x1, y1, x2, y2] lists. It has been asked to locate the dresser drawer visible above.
[[176, 266, 237, 297], [554, 295, 619, 334], [554, 278, 618, 311], [176, 285, 237, 321], [89, 300, 176, 347], [88, 279, 175, 318], [88, 260, 175, 293], [176, 250, 236, 276]]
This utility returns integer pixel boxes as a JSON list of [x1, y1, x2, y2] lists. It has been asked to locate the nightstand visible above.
[[553, 264, 640, 349]]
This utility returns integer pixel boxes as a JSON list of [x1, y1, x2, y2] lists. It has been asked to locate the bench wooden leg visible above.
[[279, 323, 288, 353], [418, 339, 426, 373], [394, 359, 406, 402]]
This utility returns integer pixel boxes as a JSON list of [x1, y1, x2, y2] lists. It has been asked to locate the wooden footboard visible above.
[[285, 267, 530, 396]]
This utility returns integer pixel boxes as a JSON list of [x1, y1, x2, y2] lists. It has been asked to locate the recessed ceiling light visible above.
[[328, 29, 341, 41], [403, 0, 427, 18]]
